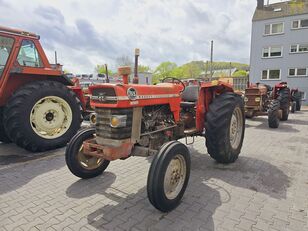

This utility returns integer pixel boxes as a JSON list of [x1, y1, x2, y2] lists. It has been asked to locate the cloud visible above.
[[0, 0, 257, 73]]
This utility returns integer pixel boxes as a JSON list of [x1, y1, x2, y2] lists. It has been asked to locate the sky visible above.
[[0, 0, 286, 73]]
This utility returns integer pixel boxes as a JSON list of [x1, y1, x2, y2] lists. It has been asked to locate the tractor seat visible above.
[[180, 85, 200, 108]]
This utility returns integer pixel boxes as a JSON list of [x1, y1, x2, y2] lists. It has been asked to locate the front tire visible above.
[[205, 93, 245, 164], [65, 127, 110, 179], [278, 88, 290, 121], [147, 141, 191, 212], [3, 81, 82, 152], [268, 99, 280, 128]]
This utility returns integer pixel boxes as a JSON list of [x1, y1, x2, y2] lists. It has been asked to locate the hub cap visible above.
[[164, 154, 187, 200], [30, 96, 72, 139], [229, 107, 243, 149], [77, 142, 104, 170]]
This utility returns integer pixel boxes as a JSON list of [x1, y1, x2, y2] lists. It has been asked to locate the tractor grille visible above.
[[91, 88, 117, 104], [245, 89, 261, 107], [96, 108, 133, 139]]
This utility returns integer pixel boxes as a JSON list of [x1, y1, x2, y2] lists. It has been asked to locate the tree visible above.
[[138, 65, 151, 73], [153, 61, 177, 83], [232, 70, 248, 77], [95, 64, 113, 76], [115, 55, 133, 67]]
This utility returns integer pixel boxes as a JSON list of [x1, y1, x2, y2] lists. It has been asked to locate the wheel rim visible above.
[[77, 140, 104, 170], [30, 96, 73, 139], [229, 107, 243, 149], [163, 154, 187, 200]]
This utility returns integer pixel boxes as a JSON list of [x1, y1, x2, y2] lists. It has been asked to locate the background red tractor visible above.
[[0, 26, 87, 151], [65, 62, 246, 212], [244, 82, 291, 128]]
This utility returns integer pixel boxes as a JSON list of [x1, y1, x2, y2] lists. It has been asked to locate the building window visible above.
[[292, 19, 308, 29], [290, 44, 308, 53], [262, 46, 283, 58], [264, 23, 284, 35], [261, 69, 281, 80], [288, 68, 308, 77]]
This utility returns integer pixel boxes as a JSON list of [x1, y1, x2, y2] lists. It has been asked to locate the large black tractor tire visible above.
[[268, 99, 280, 129], [0, 107, 11, 143], [278, 88, 290, 121], [65, 127, 110, 179], [205, 92, 245, 164], [3, 81, 82, 152], [147, 141, 191, 212]]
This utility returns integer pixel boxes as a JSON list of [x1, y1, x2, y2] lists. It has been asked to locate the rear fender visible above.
[[196, 81, 234, 131], [70, 86, 86, 111]]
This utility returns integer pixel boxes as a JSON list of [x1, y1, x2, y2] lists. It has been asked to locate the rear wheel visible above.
[[278, 88, 290, 121], [147, 141, 191, 212], [65, 127, 110, 179], [0, 107, 11, 143], [268, 99, 280, 128], [205, 93, 245, 164], [4, 81, 82, 152]]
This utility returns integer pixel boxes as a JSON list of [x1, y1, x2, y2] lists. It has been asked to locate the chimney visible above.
[[257, 0, 264, 9]]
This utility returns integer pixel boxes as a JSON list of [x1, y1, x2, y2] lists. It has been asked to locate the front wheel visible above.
[[268, 99, 280, 128], [147, 141, 191, 212], [205, 93, 245, 163], [65, 128, 110, 179]]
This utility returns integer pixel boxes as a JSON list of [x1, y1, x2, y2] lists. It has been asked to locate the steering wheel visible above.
[[161, 77, 186, 93]]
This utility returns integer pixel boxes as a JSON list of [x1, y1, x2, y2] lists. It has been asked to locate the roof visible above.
[[201, 68, 238, 78], [253, 1, 308, 21], [0, 25, 39, 39]]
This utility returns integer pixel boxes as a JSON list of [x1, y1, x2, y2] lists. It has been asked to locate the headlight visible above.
[[255, 97, 261, 102], [110, 115, 127, 128], [244, 97, 248, 102], [89, 113, 97, 125]]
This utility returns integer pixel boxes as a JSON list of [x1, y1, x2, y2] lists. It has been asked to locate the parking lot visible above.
[[0, 108, 308, 231]]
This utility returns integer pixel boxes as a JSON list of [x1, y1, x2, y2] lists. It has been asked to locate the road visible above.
[[0, 108, 308, 231]]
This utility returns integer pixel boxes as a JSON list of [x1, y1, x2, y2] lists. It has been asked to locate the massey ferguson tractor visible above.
[[244, 82, 291, 128], [65, 64, 245, 212], [0, 26, 86, 151]]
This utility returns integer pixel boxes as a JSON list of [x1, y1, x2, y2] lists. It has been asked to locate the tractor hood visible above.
[[89, 83, 183, 109]]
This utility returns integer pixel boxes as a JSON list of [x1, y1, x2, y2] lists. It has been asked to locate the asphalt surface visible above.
[[0, 108, 308, 231]]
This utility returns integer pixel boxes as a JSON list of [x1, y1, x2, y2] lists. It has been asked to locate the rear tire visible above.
[[3, 81, 82, 152], [278, 88, 290, 121], [205, 92, 245, 164], [0, 107, 11, 143], [147, 141, 191, 212], [65, 127, 110, 179], [268, 99, 280, 128]]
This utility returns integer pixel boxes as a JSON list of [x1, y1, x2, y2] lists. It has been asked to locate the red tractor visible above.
[[65, 65, 245, 212], [244, 82, 291, 128], [0, 26, 87, 151]]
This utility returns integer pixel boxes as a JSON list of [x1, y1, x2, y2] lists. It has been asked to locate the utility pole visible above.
[[210, 40, 214, 81], [133, 48, 140, 84], [105, 64, 109, 83]]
